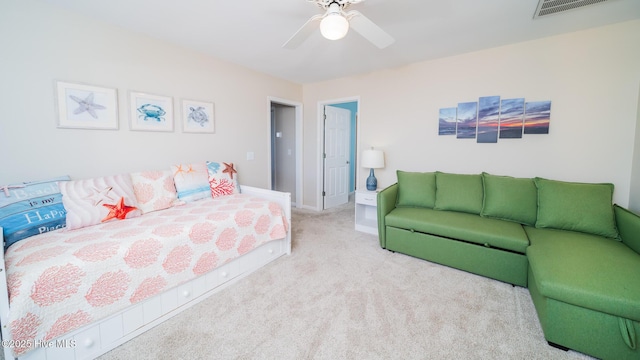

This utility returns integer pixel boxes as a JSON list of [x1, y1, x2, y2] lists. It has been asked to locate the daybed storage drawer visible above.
[[178, 275, 207, 306], [204, 261, 240, 290], [17, 327, 96, 360], [240, 240, 283, 272], [18, 337, 77, 360], [73, 325, 101, 360]]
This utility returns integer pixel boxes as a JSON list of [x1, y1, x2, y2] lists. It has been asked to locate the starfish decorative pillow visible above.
[[171, 162, 211, 202], [59, 174, 141, 231], [206, 161, 239, 198]]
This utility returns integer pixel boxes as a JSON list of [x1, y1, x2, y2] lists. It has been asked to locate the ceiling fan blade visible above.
[[347, 10, 395, 49], [283, 14, 323, 49]]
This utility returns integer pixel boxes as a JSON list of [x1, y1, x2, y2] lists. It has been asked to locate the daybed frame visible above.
[[0, 185, 291, 360]]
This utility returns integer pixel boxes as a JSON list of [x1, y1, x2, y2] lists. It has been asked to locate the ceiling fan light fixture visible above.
[[320, 13, 349, 40], [282, 0, 394, 49]]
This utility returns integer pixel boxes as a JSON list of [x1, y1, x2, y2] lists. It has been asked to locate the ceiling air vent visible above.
[[533, 0, 613, 19]]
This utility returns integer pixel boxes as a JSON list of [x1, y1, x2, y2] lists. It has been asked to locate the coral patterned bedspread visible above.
[[4, 194, 288, 356]]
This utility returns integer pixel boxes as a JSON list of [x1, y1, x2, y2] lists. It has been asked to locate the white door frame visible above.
[[316, 96, 361, 211], [268, 96, 303, 208]]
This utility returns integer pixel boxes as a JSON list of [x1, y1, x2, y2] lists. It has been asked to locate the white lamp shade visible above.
[[361, 149, 385, 169], [320, 14, 349, 40]]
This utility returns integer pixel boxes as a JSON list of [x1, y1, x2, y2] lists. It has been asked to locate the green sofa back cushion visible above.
[[614, 205, 640, 254], [534, 177, 618, 239], [396, 171, 436, 208], [481, 173, 537, 226], [434, 172, 483, 215]]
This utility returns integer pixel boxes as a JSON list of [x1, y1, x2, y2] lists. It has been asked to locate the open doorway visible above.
[[268, 97, 302, 208], [318, 98, 359, 210]]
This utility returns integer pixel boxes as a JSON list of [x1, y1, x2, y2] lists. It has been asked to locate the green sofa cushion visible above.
[[534, 177, 618, 239], [525, 226, 640, 321], [396, 171, 436, 208], [481, 172, 537, 226], [386, 207, 530, 253], [434, 172, 483, 215], [615, 205, 640, 254]]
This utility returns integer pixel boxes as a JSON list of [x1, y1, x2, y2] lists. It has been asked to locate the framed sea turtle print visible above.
[[129, 91, 174, 132], [56, 81, 119, 130], [182, 99, 215, 134]]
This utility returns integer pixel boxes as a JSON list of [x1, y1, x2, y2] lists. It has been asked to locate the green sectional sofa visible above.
[[377, 171, 640, 360]]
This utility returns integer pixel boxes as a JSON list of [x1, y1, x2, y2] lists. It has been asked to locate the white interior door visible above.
[[323, 105, 351, 209]]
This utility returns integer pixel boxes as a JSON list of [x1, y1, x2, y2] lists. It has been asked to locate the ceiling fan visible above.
[[283, 0, 395, 49]]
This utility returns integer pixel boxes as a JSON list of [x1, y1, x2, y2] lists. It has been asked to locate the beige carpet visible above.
[[98, 201, 593, 360]]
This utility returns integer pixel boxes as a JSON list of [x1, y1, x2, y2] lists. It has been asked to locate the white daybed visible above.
[[0, 185, 291, 360]]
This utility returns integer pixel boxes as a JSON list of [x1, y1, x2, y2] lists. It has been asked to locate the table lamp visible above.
[[361, 148, 385, 191]]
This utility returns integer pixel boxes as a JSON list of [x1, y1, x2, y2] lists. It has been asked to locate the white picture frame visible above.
[[182, 99, 215, 134], [56, 81, 119, 130], [129, 91, 174, 132]]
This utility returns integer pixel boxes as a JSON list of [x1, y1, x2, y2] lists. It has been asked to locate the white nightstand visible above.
[[355, 189, 378, 235]]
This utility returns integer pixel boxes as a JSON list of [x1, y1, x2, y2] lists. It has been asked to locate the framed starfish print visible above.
[[55, 81, 119, 130]]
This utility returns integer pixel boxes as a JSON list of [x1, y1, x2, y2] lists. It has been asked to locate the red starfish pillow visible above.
[[206, 161, 239, 198], [59, 175, 141, 231]]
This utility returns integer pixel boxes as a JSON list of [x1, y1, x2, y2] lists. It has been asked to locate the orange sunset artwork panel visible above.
[[499, 98, 525, 139], [524, 101, 552, 134], [477, 96, 501, 143]]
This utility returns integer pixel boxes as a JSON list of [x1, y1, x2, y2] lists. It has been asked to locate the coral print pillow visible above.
[[171, 162, 211, 202], [59, 175, 141, 231], [130, 170, 180, 214], [207, 161, 239, 198]]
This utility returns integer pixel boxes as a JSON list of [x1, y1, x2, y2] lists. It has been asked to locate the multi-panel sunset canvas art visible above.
[[500, 98, 525, 139], [456, 102, 478, 139], [438, 107, 457, 135], [477, 96, 501, 143], [439, 96, 550, 143], [524, 101, 551, 134]]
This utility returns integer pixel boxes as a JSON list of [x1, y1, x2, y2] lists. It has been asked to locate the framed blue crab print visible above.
[[181, 99, 215, 134], [56, 81, 119, 130], [129, 91, 174, 132]]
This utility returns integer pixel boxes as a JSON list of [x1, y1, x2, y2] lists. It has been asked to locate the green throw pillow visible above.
[[481, 173, 537, 226], [434, 172, 483, 214], [396, 171, 436, 208], [534, 177, 618, 238]]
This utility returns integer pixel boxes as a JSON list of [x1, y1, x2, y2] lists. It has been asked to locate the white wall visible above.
[[2, 1, 639, 210], [303, 20, 640, 209], [0, 0, 302, 188], [631, 83, 640, 212]]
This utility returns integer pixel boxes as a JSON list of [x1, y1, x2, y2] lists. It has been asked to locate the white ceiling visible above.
[[39, 0, 640, 84]]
